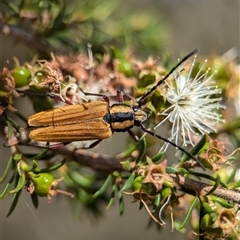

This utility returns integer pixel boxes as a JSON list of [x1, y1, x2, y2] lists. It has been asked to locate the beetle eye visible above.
[[132, 106, 139, 112]]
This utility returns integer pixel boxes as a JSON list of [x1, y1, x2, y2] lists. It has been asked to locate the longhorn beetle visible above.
[[6, 49, 205, 170]]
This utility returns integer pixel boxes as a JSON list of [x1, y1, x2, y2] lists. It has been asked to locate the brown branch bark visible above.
[[170, 173, 240, 204], [57, 146, 240, 204], [52, 145, 240, 238], [56, 145, 125, 174]]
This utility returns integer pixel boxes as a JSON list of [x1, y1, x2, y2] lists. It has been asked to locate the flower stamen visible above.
[[155, 55, 224, 151]]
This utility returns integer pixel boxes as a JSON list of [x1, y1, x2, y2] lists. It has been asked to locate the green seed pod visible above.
[[11, 67, 31, 88], [30, 173, 55, 197]]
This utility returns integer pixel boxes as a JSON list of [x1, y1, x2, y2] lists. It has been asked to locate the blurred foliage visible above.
[[1, 0, 168, 58], [1, 0, 240, 239]]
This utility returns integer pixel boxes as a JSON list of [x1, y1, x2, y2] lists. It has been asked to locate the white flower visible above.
[[155, 56, 225, 151]]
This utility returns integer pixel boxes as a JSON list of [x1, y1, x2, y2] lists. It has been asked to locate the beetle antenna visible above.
[[138, 49, 198, 107], [140, 123, 206, 171]]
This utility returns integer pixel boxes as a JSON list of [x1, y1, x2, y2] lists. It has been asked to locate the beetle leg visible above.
[[46, 93, 73, 105], [20, 140, 104, 150], [116, 89, 124, 103], [79, 88, 136, 104], [116, 89, 138, 103], [88, 139, 103, 148], [78, 88, 110, 103], [48, 142, 69, 149], [18, 141, 68, 149], [71, 140, 103, 149], [127, 129, 139, 142], [69, 140, 103, 149]]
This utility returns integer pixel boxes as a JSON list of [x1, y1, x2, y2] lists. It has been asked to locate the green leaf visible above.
[[150, 91, 164, 112], [117, 184, 124, 215], [0, 183, 12, 199], [13, 111, 28, 124], [209, 195, 234, 208], [206, 175, 220, 195], [139, 200, 144, 210], [120, 160, 131, 171], [7, 188, 23, 217], [0, 156, 13, 183], [226, 167, 237, 184], [180, 134, 208, 162], [0, 171, 18, 198], [138, 74, 156, 88], [25, 152, 55, 160], [5, 1, 20, 14], [229, 180, 240, 189], [10, 174, 26, 194], [92, 174, 112, 199], [151, 151, 164, 163], [165, 166, 183, 174], [121, 139, 143, 158], [135, 138, 147, 164], [7, 116, 21, 129], [152, 193, 161, 213], [31, 149, 49, 160], [120, 172, 135, 192], [13, 153, 22, 163], [6, 120, 14, 138], [49, 1, 66, 34], [202, 202, 214, 214], [33, 158, 66, 173], [23, 160, 38, 172], [30, 192, 39, 209], [188, 171, 228, 188], [107, 179, 116, 209], [178, 196, 198, 230], [68, 171, 93, 188]]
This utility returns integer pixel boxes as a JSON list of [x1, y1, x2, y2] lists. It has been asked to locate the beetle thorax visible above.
[[105, 104, 134, 132], [132, 106, 148, 126], [104, 103, 148, 132]]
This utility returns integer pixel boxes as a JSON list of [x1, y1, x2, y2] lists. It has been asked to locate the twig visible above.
[[56, 145, 124, 174], [170, 174, 240, 204], [56, 147, 240, 204]]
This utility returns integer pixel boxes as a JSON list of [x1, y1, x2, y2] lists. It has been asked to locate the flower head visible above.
[[155, 56, 225, 150], [142, 159, 170, 191]]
